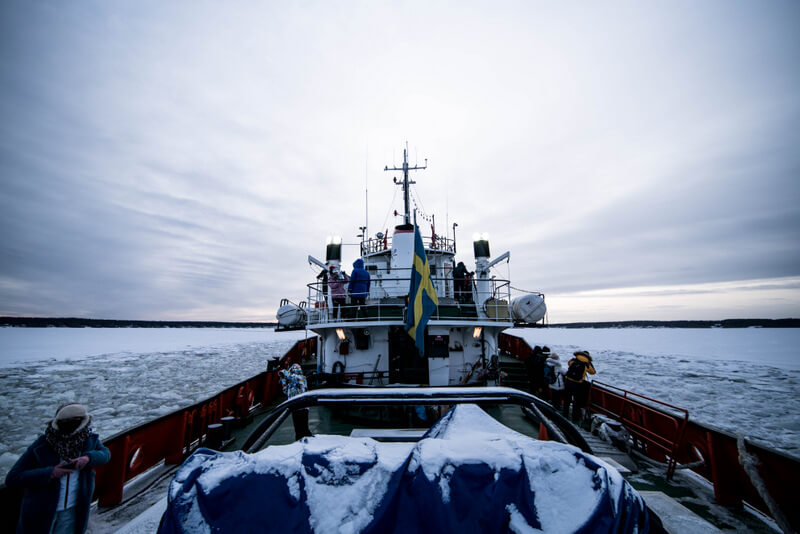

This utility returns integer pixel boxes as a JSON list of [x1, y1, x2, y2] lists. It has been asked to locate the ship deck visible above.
[[94, 391, 779, 534]]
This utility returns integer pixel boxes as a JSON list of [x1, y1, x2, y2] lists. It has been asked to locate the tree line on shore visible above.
[[548, 318, 800, 328], [0, 317, 277, 328], [1, 317, 798, 328]]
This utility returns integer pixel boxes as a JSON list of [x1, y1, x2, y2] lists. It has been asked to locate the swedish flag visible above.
[[406, 224, 439, 355]]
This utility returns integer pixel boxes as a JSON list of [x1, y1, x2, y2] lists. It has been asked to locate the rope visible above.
[[410, 185, 432, 224], [510, 286, 544, 296], [380, 185, 400, 231], [737, 435, 795, 534]]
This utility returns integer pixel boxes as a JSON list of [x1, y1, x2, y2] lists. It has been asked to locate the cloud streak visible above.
[[1, 1, 799, 321]]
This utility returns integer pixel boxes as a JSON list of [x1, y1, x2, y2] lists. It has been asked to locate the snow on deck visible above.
[[159, 404, 649, 534]]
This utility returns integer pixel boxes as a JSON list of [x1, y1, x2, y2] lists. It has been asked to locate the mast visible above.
[[385, 142, 427, 226]]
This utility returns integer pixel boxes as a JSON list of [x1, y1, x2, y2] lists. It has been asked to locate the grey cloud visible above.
[[2, 1, 799, 320]]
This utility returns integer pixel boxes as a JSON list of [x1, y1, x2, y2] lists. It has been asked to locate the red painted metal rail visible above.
[[498, 331, 800, 532], [92, 336, 316, 506], [589, 381, 688, 478]]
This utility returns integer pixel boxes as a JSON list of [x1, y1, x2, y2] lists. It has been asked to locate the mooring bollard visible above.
[[206, 423, 223, 450], [221, 416, 234, 441]]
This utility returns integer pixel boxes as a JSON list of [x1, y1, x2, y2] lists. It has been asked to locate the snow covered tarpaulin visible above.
[[158, 405, 651, 533]]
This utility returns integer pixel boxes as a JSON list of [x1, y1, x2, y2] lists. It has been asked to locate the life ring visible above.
[[332, 361, 345, 375]]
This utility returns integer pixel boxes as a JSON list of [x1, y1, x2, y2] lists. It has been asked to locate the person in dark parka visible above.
[[453, 261, 469, 303], [347, 258, 371, 305], [525, 345, 547, 397], [5, 402, 110, 534]]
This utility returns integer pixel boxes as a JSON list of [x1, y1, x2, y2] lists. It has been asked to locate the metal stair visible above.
[[498, 356, 529, 391]]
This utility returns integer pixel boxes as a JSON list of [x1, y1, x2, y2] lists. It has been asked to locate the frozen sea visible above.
[[512, 327, 800, 457], [1, 326, 799, 481], [0, 328, 306, 479]]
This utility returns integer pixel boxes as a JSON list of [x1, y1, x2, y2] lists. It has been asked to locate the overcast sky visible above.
[[1, 1, 799, 322]]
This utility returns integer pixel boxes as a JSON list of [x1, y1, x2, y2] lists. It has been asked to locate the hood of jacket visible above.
[[353, 258, 365, 269]]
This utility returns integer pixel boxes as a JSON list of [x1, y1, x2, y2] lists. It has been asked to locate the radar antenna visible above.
[[385, 142, 427, 226]]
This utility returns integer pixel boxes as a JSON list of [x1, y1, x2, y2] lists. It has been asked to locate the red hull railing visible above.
[[589, 381, 689, 478], [498, 331, 800, 532], [92, 336, 316, 506]]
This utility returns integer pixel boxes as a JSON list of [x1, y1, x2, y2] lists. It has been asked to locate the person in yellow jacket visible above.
[[562, 350, 596, 423]]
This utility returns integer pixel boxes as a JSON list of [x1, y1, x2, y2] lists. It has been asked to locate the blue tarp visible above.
[[159, 405, 650, 533]]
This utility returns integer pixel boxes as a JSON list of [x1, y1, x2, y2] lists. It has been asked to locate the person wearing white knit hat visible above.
[[5, 402, 110, 533]]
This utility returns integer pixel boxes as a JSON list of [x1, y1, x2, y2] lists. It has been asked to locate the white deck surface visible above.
[[639, 491, 722, 534]]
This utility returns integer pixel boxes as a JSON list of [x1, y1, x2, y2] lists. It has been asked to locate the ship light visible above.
[[473, 327, 482, 339], [326, 235, 342, 262], [473, 232, 490, 258], [336, 328, 346, 340]]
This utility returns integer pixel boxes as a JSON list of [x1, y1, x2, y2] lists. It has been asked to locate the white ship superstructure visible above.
[[277, 147, 546, 386]]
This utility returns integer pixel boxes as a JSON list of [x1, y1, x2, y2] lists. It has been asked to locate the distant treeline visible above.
[[0, 317, 277, 328], [548, 318, 800, 328], [2, 316, 798, 328]]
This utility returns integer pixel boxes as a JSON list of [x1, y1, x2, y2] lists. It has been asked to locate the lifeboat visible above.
[[276, 299, 306, 328], [511, 293, 547, 324]]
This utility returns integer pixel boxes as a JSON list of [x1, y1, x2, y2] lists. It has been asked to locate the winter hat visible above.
[[55, 403, 88, 421], [574, 350, 591, 359], [541, 346, 551, 355], [52, 402, 90, 433], [329, 265, 336, 271]]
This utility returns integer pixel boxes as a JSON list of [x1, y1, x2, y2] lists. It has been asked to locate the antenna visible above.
[[365, 146, 369, 240], [384, 142, 427, 226], [446, 186, 449, 243]]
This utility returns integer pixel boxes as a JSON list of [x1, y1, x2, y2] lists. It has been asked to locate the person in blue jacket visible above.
[[5, 402, 110, 534], [347, 258, 371, 305]]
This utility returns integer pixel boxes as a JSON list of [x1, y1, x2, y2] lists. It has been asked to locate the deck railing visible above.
[[497, 331, 800, 531], [588, 381, 689, 478], [0, 335, 317, 531], [305, 269, 512, 326], [360, 233, 456, 255], [91, 336, 316, 506]]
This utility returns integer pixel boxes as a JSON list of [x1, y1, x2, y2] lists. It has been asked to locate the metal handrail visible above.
[[241, 386, 591, 454], [589, 381, 689, 478], [304, 270, 512, 325], [361, 234, 456, 255]]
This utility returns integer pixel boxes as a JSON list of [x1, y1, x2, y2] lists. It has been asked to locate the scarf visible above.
[[45, 424, 90, 461]]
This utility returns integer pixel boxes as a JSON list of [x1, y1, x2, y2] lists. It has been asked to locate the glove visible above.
[[72, 455, 90, 470], [52, 464, 75, 478]]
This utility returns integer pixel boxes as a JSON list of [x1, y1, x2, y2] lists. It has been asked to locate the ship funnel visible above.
[[473, 233, 490, 259], [326, 236, 342, 262]]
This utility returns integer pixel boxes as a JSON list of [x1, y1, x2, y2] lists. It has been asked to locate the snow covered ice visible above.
[[513, 327, 800, 456], [1, 326, 799, 482], [0, 328, 305, 478]]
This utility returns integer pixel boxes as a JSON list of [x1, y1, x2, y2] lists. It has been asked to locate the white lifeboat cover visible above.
[[277, 304, 306, 327], [511, 294, 546, 324]]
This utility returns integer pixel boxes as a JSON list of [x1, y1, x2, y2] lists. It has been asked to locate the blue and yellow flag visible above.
[[406, 224, 439, 355]]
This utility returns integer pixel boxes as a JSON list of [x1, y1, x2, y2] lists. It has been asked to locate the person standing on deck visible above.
[[525, 345, 546, 397], [563, 351, 596, 423], [329, 266, 349, 319], [316, 267, 329, 300], [453, 261, 470, 303], [5, 403, 110, 534], [279, 364, 312, 440], [348, 258, 370, 306], [546, 352, 566, 410]]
